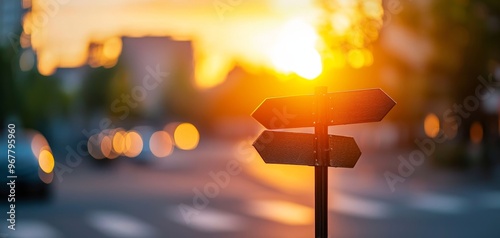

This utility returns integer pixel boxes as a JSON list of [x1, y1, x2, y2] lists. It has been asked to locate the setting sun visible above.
[[25, 0, 383, 86], [270, 19, 322, 80]]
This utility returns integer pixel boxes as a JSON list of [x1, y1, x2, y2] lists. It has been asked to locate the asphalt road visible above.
[[1, 139, 500, 238]]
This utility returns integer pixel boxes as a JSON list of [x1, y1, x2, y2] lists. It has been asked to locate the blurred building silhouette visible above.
[[0, 0, 23, 47]]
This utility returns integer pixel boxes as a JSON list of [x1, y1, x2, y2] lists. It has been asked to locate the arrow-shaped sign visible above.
[[253, 130, 361, 168], [250, 87, 395, 238], [252, 89, 396, 129]]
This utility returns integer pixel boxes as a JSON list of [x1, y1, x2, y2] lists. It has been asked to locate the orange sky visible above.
[[24, 0, 383, 88]]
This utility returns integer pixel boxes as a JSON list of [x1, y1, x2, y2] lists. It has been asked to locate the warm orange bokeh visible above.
[[470, 122, 483, 144], [424, 113, 440, 138], [25, 0, 383, 86], [124, 131, 143, 158], [38, 149, 55, 173], [150, 131, 174, 158], [173, 123, 200, 150]]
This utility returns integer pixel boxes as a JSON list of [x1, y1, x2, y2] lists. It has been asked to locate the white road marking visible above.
[[245, 200, 314, 225], [480, 191, 500, 209], [329, 193, 392, 219], [409, 193, 466, 214], [87, 211, 157, 238], [168, 207, 245, 232], [5, 220, 61, 238]]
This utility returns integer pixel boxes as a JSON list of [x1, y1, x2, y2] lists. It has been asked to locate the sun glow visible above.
[[270, 20, 322, 80], [25, 0, 383, 86]]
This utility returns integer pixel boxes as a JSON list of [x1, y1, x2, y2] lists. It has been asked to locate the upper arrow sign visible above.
[[252, 89, 396, 129], [253, 131, 361, 168]]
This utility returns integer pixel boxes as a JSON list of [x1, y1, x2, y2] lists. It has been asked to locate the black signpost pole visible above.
[[251, 86, 395, 238], [314, 87, 328, 238]]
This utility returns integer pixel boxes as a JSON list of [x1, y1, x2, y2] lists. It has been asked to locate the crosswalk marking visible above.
[[87, 211, 157, 238], [409, 193, 466, 214], [167, 207, 245, 232], [5, 220, 61, 238], [6, 190, 498, 238], [245, 200, 314, 225], [329, 193, 392, 219]]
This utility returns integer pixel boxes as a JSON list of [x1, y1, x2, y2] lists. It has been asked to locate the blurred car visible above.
[[0, 128, 52, 201]]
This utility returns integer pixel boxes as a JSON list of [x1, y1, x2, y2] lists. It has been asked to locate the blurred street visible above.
[[2, 138, 499, 238], [3, 0, 500, 237]]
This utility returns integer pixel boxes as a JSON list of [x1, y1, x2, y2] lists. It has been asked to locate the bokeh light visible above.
[[362, 49, 374, 66], [19, 50, 35, 71], [39, 169, 54, 184], [173, 123, 200, 150], [318, 0, 384, 71], [424, 113, 440, 138], [38, 149, 55, 174], [347, 49, 365, 68], [88, 134, 105, 159], [329, 50, 346, 68], [164, 122, 181, 135], [362, 0, 384, 18], [101, 135, 118, 159], [470, 122, 483, 144], [31, 132, 50, 159], [124, 131, 143, 158], [330, 13, 351, 34], [150, 131, 174, 158], [112, 130, 127, 154]]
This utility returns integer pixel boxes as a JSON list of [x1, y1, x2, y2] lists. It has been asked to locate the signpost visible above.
[[251, 87, 395, 238]]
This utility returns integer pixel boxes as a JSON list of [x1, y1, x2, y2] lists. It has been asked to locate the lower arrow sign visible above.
[[253, 130, 362, 168]]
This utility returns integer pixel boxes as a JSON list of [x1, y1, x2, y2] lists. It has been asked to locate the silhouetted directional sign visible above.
[[251, 89, 396, 129], [250, 87, 395, 238], [253, 131, 361, 168]]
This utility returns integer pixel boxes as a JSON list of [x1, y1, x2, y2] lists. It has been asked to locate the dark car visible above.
[[1, 128, 52, 201]]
